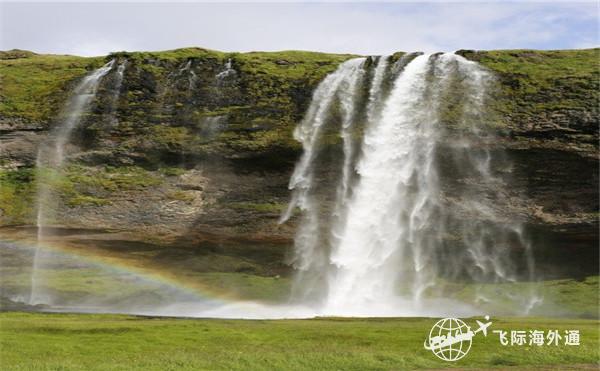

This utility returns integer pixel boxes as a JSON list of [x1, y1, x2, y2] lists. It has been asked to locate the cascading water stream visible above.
[[178, 60, 197, 90], [108, 61, 126, 124], [333, 59, 366, 216], [279, 58, 366, 301], [115, 61, 126, 85], [53, 61, 115, 164], [325, 54, 436, 313], [216, 58, 236, 82], [29, 60, 115, 305], [282, 52, 538, 316], [365, 55, 389, 125]]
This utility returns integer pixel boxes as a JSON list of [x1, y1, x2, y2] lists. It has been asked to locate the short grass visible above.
[[0, 312, 598, 370], [0, 53, 102, 121]]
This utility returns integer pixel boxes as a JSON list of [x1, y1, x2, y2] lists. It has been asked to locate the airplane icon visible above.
[[474, 316, 492, 337]]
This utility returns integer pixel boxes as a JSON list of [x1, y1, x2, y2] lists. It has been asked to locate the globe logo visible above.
[[424, 316, 492, 362]]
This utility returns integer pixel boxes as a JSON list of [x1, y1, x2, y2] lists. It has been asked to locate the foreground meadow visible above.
[[0, 312, 597, 370]]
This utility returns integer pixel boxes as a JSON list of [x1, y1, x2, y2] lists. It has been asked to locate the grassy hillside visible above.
[[0, 47, 352, 127], [0, 51, 102, 123]]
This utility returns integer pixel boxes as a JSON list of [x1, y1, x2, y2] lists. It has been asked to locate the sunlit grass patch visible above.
[[0, 313, 597, 370]]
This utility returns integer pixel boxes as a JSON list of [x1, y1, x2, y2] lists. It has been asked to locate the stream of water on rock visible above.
[[108, 61, 126, 124]]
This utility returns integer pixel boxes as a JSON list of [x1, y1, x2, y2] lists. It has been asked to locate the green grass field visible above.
[[0, 312, 598, 370]]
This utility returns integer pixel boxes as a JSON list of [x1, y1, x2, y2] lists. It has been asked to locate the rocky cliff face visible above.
[[0, 48, 351, 239], [457, 49, 598, 157], [0, 48, 598, 278]]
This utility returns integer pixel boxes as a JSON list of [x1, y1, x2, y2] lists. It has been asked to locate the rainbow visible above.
[[0, 233, 246, 306]]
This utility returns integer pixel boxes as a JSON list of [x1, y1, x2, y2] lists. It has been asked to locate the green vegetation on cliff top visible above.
[[461, 48, 599, 135], [1, 47, 597, 131], [0, 51, 102, 122], [0, 47, 352, 124]]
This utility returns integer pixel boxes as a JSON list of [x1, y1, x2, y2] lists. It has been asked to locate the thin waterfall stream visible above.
[[29, 60, 116, 304]]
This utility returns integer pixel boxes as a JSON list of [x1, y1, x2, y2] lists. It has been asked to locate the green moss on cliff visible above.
[[146, 125, 197, 153], [0, 168, 35, 224], [94, 48, 355, 160], [459, 48, 599, 139], [226, 201, 286, 213], [70, 165, 162, 191], [67, 194, 111, 207], [0, 162, 171, 225], [4, 164, 163, 221], [111, 47, 226, 64], [0, 54, 102, 123], [234, 50, 352, 81]]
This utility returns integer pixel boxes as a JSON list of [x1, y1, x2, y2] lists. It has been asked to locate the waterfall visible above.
[[178, 60, 197, 90], [185, 61, 198, 90], [52, 60, 115, 164], [365, 55, 389, 125], [109, 61, 126, 124], [29, 60, 115, 305], [334, 58, 367, 214], [278, 58, 366, 300], [282, 53, 537, 316], [216, 58, 236, 82], [114, 61, 126, 93], [325, 54, 434, 313]]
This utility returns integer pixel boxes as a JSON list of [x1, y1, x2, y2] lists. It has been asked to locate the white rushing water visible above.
[[109, 61, 126, 124], [279, 58, 366, 301], [281, 52, 538, 317], [216, 58, 236, 82], [177, 60, 197, 90], [325, 54, 436, 314], [53, 60, 115, 164], [29, 60, 116, 305]]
